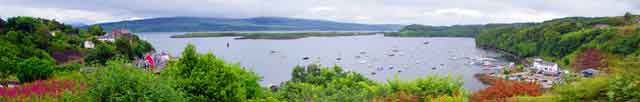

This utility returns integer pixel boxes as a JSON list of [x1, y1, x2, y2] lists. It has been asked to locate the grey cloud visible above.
[[0, 0, 638, 25]]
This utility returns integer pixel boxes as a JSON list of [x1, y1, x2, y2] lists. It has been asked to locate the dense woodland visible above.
[[1, 13, 640, 101]]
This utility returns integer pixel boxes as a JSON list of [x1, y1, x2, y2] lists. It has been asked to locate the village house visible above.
[[83, 41, 95, 48], [531, 58, 559, 74], [98, 28, 132, 42], [98, 34, 115, 42], [49, 30, 60, 36], [594, 24, 610, 29]]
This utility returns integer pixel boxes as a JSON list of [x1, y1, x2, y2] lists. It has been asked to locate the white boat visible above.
[[359, 60, 368, 64]]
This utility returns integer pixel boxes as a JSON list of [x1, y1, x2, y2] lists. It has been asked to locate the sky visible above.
[[1, 0, 639, 26]]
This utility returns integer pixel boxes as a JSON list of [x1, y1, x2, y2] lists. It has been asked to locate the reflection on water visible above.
[[137, 32, 504, 91]]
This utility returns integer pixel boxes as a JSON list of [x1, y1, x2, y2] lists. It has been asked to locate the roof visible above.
[[534, 60, 557, 66], [581, 68, 598, 72]]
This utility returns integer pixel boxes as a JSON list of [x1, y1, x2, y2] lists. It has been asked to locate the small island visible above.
[[170, 32, 382, 40]]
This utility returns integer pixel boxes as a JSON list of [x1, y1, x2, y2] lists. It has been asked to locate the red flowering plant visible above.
[[0, 80, 85, 101]]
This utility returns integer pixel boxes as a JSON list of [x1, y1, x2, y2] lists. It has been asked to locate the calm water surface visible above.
[[137, 32, 503, 91]]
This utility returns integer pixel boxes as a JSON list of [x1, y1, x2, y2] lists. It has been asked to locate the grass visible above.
[[170, 32, 379, 39]]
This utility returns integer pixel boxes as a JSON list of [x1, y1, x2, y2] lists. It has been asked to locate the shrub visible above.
[[572, 48, 606, 71], [553, 77, 609, 101], [387, 75, 465, 99], [87, 60, 185, 102], [472, 80, 541, 101], [606, 73, 640, 101], [84, 43, 117, 64], [164, 44, 262, 102], [17, 57, 55, 82], [278, 64, 467, 102], [0, 80, 85, 101]]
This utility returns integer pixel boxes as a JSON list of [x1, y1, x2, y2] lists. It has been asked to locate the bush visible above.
[[0, 80, 85, 101], [17, 57, 55, 82], [164, 44, 263, 102], [606, 73, 640, 101], [553, 77, 609, 101], [87, 60, 185, 102], [472, 80, 541, 101], [84, 43, 117, 64], [278, 64, 467, 102], [55, 63, 82, 74], [386, 75, 465, 100], [0, 40, 19, 80]]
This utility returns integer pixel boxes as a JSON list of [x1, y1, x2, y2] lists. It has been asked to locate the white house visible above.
[[49, 31, 59, 36], [532, 58, 559, 74], [83, 41, 95, 48], [98, 34, 115, 42]]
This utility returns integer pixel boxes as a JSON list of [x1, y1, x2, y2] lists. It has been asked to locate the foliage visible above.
[[87, 60, 185, 102], [17, 57, 55, 83], [87, 25, 105, 36], [0, 80, 85, 101], [511, 95, 557, 102], [279, 64, 380, 102], [0, 40, 20, 80], [604, 57, 640, 101], [84, 32, 154, 64], [476, 15, 640, 68], [163, 44, 263, 102], [0, 18, 5, 33], [571, 48, 606, 71], [472, 80, 541, 101], [84, 43, 117, 64], [388, 23, 531, 37], [114, 35, 154, 59], [386, 75, 464, 99], [553, 77, 609, 101], [278, 64, 466, 102], [606, 73, 640, 101]]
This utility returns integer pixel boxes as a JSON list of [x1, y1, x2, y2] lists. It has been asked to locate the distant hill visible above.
[[385, 23, 532, 37], [90, 17, 404, 32]]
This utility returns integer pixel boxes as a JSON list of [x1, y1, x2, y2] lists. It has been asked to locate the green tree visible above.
[[87, 25, 105, 36], [6, 16, 41, 33], [85, 43, 117, 64], [0, 40, 19, 81], [165, 44, 263, 101], [16, 57, 54, 82], [624, 12, 635, 24], [114, 36, 154, 60], [88, 60, 185, 102], [0, 18, 6, 34]]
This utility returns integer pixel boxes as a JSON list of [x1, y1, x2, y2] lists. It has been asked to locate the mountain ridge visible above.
[[90, 16, 404, 32]]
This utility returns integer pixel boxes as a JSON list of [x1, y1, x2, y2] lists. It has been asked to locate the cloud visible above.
[[0, 0, 638, 25], [428, 8, 485, 17]]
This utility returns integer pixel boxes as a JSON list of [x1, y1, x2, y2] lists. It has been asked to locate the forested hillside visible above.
[[475, 13, 640, 101], [0, 16, 153, 89], [385, 23, 531, 37], [476, 13, 640, 66]]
